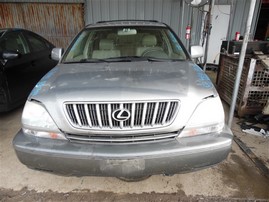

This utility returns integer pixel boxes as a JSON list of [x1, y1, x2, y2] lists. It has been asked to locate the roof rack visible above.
[[96, 19, 160, 24]]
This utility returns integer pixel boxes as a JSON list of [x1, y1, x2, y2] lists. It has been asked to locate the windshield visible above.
[[62, 26, 187, 63]]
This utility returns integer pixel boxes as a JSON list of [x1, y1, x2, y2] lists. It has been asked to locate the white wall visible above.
[[203, 5, 231, 64]]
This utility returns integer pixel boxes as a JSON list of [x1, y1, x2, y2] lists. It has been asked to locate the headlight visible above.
[[179, 96, 224, 137], [22, 101, 66, 140]]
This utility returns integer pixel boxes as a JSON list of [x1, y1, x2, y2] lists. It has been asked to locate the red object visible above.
[[186, 25, 191, 40], [235, 32, 240, 41]]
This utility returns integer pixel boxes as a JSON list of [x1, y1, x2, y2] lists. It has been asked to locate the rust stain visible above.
[[0, 3, 24, 28], [0, 3, 84, 48]]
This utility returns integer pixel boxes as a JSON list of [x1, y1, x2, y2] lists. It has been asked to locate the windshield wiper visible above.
[[63, 58, 109, 64], [108, 56, 185, 62], [104, 56, 145, 62], [63, 57, 138, 63], [104, 56, 173, 62], [144, 57, 185, 62], [63, 57, 185, 64], [145, 57, 169, 62]]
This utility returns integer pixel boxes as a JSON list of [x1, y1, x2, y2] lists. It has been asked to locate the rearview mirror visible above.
[[191, 46, 204, 59], [118, 28, 137, 36], [2, 51, 20, 60], [51, 48, 64, 61]]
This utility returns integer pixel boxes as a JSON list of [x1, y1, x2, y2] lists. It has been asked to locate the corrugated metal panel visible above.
[[85, 0, 203, 47], [84, 0, 261, 46], [221, 0, 261, 40], [192, 8, 204, 47], [215, 0, 230, 5], [1, 0, 261, 48], [0, 3, 84, 48], [0, 0, 84, 3]]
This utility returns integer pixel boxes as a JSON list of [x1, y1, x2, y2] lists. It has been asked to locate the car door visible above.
[[0, 30, 33, 107], [22, 31, 57, 88]]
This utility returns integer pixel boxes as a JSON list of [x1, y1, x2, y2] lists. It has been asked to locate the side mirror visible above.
[[2, 51, 20, 60], [191, 46, 204, 59], [51, 48, 64, 61]]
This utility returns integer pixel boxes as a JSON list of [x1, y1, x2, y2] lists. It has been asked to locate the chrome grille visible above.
[[64, 101, 179, 130], [66, 132, 178, 144]]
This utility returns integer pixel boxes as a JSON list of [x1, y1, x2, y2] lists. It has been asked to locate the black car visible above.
[[0, 28, 57, 112]]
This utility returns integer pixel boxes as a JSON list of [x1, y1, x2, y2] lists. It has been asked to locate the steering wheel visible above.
[[142, 48, 168, 58]]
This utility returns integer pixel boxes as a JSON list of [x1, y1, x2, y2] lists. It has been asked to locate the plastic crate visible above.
[[217, 54, 269, 117]]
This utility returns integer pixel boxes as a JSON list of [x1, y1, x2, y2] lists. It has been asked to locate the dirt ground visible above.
[[1, 188, 269, 202]]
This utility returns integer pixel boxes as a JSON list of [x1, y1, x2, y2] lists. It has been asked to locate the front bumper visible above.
[[13, 127, 233, 177]]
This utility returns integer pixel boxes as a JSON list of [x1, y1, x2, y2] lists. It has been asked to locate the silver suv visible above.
[[13, 20, 233, 178]]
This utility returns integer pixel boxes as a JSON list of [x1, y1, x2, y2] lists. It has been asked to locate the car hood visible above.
[[29, 61, 218, 133], [30, 61, 216, 101]]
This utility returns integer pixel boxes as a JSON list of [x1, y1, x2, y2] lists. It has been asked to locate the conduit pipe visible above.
[[228, 0, 257, 128]]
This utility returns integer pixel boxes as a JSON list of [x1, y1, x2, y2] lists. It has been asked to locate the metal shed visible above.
[[0, 0, 262, 48]]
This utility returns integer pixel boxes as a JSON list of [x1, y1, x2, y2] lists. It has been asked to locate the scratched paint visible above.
[[30, 68, 58, 96], [192, 64, 213, 89]]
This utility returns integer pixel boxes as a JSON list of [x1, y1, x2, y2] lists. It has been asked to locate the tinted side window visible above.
[[26, 33, 48, 52], [0, 32, 30, 54]]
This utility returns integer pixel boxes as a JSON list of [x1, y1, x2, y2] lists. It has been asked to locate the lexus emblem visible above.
[[112, 108, 131, 121]]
